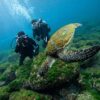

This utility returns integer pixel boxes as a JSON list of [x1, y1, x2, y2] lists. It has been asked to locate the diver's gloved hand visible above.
[[42, 36, 48, 48], [33, 44, 39, 56], [44, 36, 48, 43]]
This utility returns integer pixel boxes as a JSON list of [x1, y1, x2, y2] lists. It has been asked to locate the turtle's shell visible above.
[[46, 23, 82, 55]]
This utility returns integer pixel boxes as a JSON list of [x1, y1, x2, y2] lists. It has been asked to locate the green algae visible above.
[[29, 52, 80, 91], [0, 86, 10, 100], [9, 89, 52, 100], [0, 31, 99, 99]]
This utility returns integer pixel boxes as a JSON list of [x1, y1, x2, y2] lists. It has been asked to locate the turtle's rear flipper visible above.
[[58, 45, 100, 62]]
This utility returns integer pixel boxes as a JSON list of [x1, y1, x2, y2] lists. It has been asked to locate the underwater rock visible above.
[[0, 63, 17, 87], [0, 71, 16, 87], [23, 53, 80, 93], [93, 80, 100, 92], [76, 91, 96, 100], [52, 83, 81, 100], [9, 89, 52, 100], [0, 68, 5, 73], [79, 65, 100, 94], [5, 71, 16, 84], [0, 50, 99, 99], [0, 86, 10, 100], [7, 53, 19, 63], [0, 81, 6, 87]]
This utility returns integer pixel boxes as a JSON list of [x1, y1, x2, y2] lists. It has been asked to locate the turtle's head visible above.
[[74, 23, 82, 28]]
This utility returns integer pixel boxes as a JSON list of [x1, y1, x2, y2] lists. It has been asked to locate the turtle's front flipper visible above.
[[37, 57, 55, 77], [58, 45, 100, 62]]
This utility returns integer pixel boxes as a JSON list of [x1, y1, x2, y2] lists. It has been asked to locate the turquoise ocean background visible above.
[[0, 0, 100, 51]]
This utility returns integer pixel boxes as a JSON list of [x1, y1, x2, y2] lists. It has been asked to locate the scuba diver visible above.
[[15, 31, 39, 65], [31, 18, 51, 47]]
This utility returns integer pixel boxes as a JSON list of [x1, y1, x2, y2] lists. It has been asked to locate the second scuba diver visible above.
[[31, 18, 51, 47]]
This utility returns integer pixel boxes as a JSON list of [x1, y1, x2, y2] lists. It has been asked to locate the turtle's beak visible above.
[[75, 23, 82, 28]]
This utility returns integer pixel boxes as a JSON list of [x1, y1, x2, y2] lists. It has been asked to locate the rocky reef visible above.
[[0, 31, 100, 100]]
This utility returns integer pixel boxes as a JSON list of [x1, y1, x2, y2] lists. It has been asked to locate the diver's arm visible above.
[[28, 37, 37, 47], [29, 38, 39, 54], [15, 45, 20, 53], [32, 39, 39, 51]]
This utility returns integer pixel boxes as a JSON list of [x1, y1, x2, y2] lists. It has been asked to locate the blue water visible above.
[[0, 0, 100, 51]]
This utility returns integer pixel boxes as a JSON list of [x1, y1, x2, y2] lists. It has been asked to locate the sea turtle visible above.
[[37, 23, 100, 76]]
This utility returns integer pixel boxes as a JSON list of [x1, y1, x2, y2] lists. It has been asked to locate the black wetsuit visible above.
[[32, 21, 50, 44], [15, 36, 38, 65]]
